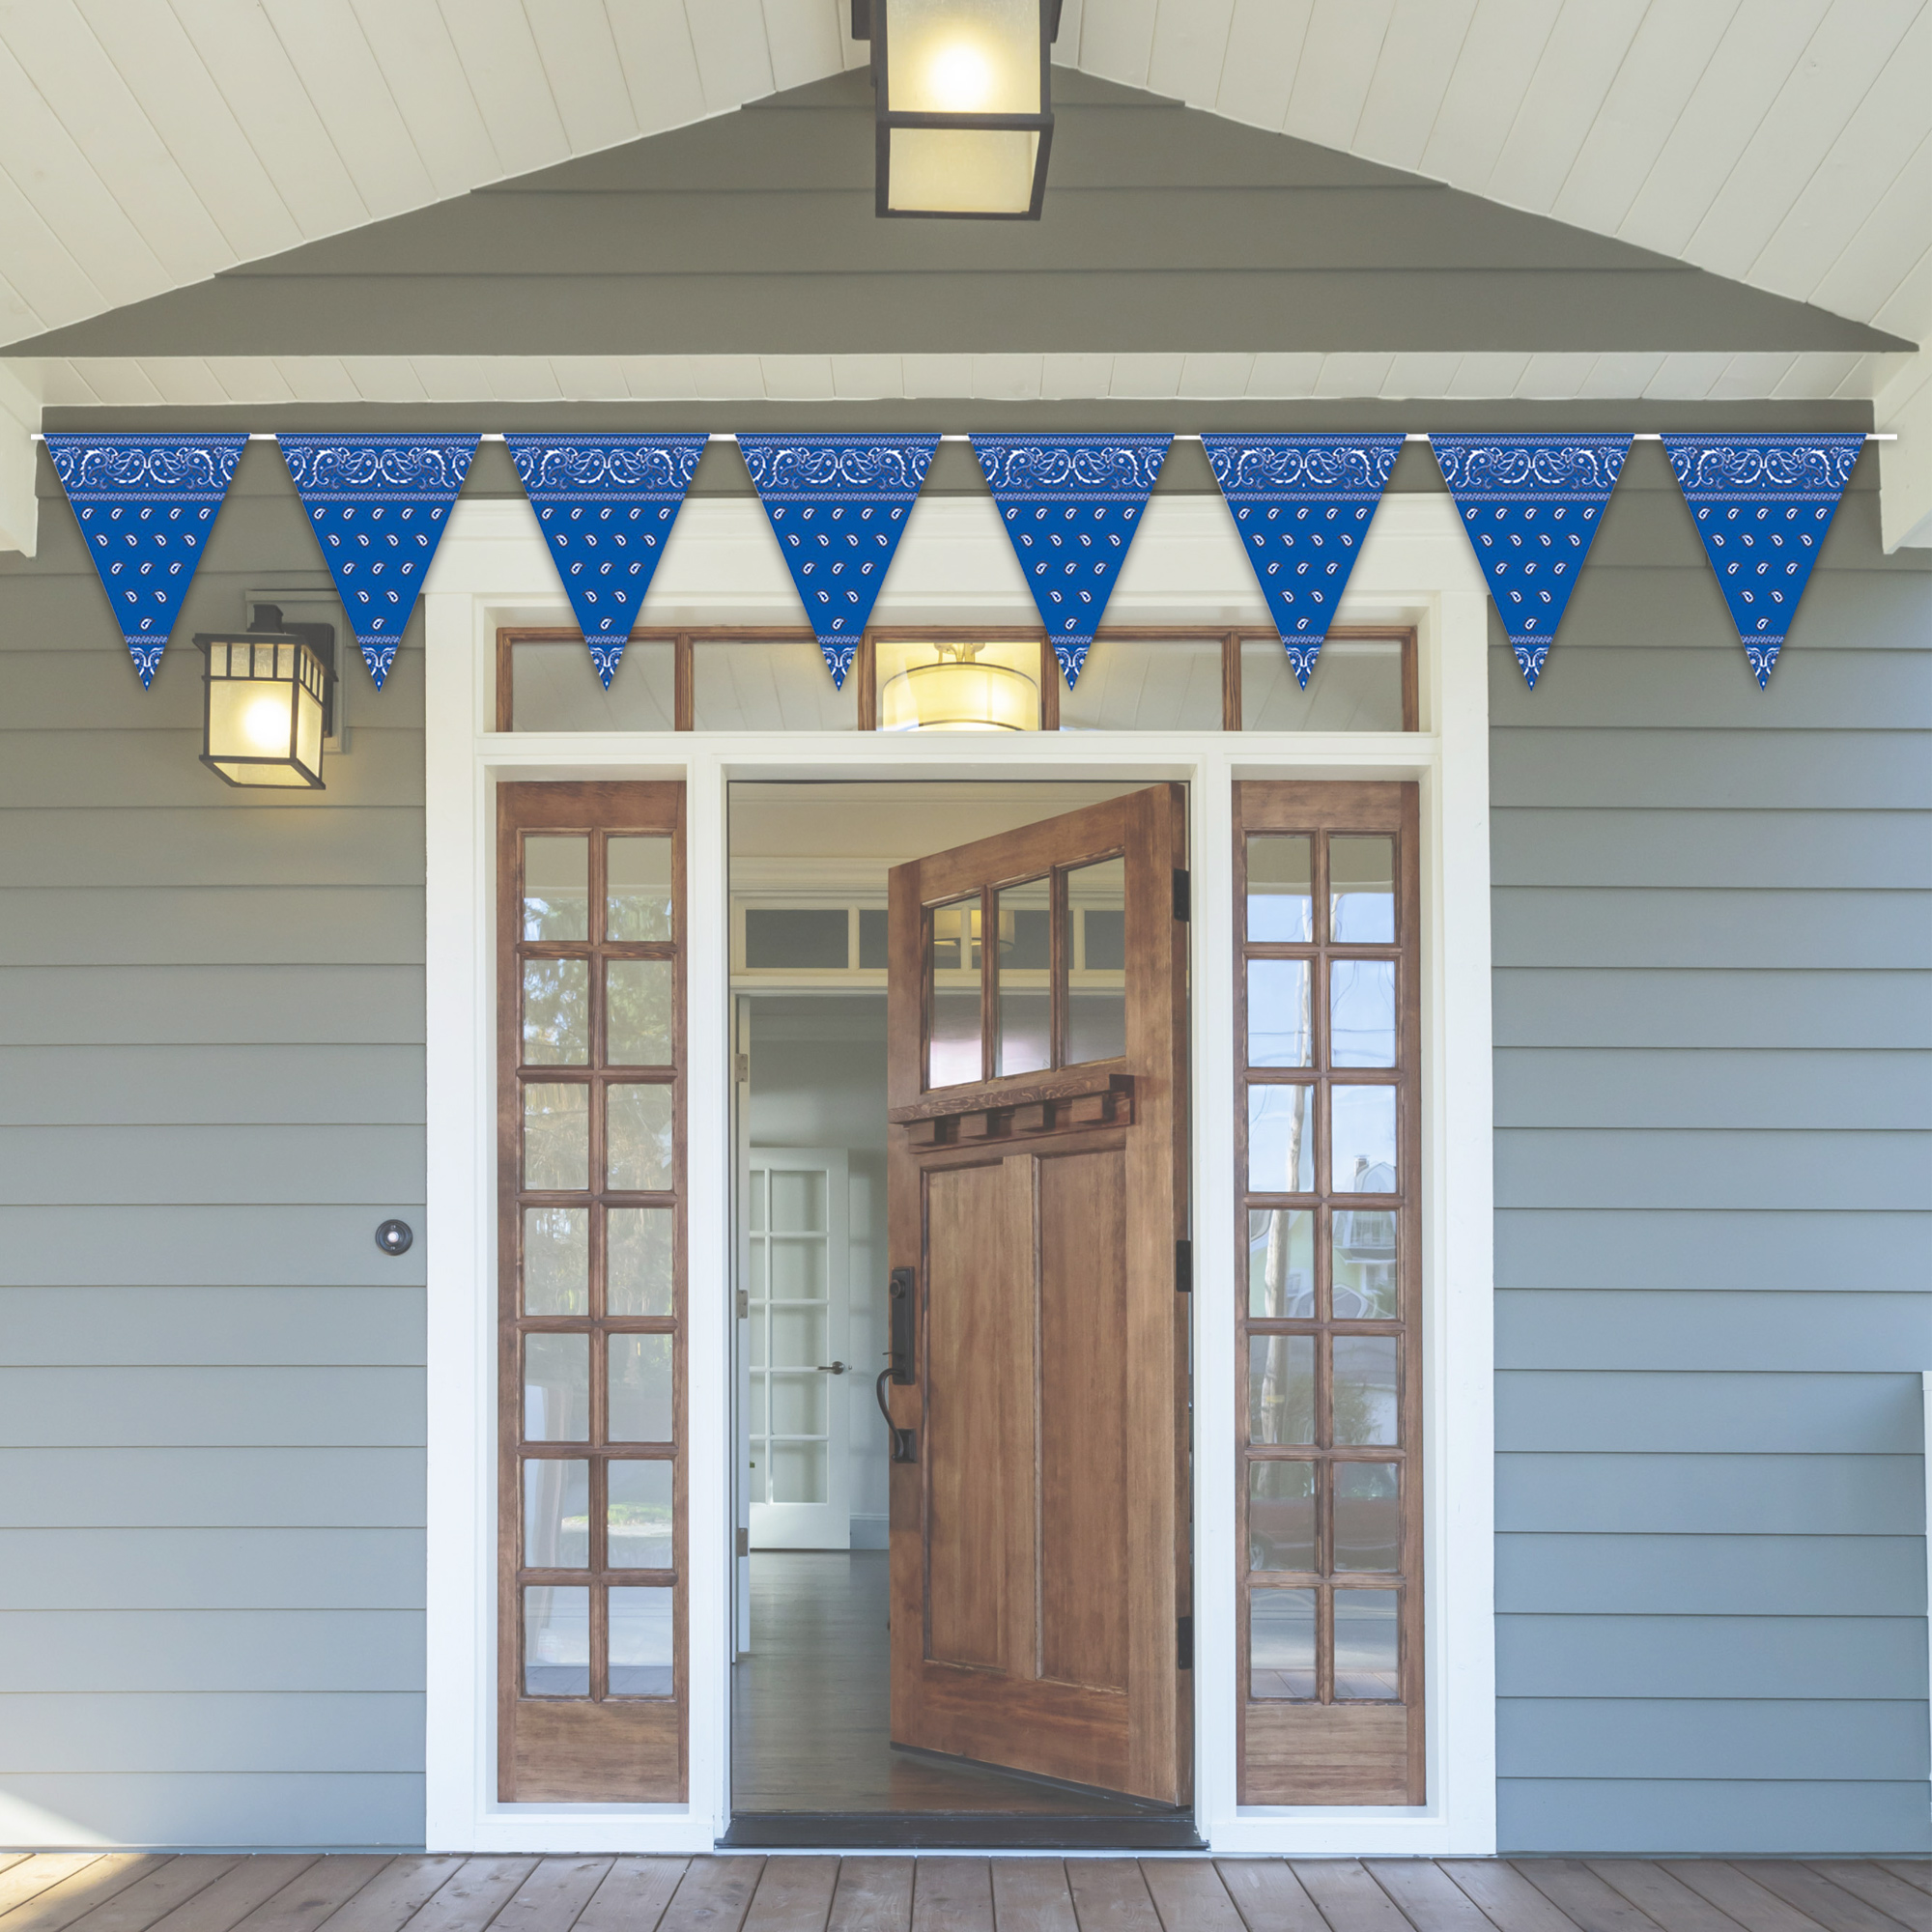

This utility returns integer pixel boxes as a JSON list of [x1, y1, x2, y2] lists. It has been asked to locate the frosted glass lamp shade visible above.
[[195, 624, 330, 789]]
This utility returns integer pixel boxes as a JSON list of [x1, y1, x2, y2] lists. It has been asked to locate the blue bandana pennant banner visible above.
[[1203, 435, 1403, 687], [1432, 435, 1631, 688], [974, 435, 1172, 685], [1662, 434, 1861, 688], [507, 436, 707, 686], [279, 436, 477, 687], [738, 435, 938, 687], [48, 434, 248, 687]]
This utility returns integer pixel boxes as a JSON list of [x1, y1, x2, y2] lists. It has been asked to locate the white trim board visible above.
[[421, 489, 1496, 1856]]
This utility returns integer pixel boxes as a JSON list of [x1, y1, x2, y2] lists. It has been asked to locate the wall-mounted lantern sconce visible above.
[[192, 604, 333, 789], [853, 0, 1061, 218]]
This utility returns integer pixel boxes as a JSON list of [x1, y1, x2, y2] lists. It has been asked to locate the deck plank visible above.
[[1065, 1861, 1159, 1932], [986, 1862, 1075, 1932], [575, 1861, 691, 1932], [1875, 1877, 1932, 1906], [1806, 1869, 1931, 1932], [0, 1863, 116, 1922], [395, 1861, 540, 1932], [229, 1861, 394, 1932], [1733, 1868, 1908, 1932], [144, 1861, 323, 1932], [1212, 1862, 1326, 1932], [659, 1860, 764, 1932], [1513, 1862, 1668, 1932], [0, 1861, 180, 1932], [1441, 1863, 1578, 1932], [1664, 1868, 1828, 1932], [492, 1861, 613, 1932], [314, 1861, 467, 1932], [1292, 1861, 1413, 1932], [1586, 1865, 1750, 1932], [743, 1860, 838, 1932], [1366, 1860, 1503, 1932], [908, 1861, 991, 1932], [65, 1861, 242, 1932], [827, 1861, 912, 1932], [1139, 1861, 1244, 1932]]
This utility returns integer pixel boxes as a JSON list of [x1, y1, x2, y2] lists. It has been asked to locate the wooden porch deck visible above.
[[1, 1852, 1927, 1932]]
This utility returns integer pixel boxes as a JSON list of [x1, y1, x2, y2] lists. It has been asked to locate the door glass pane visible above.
[[770, 1305, 826, 1366], [1332, 1208, 1398, 1320], [524, 838, 588, 941], [609, 1333, 673, 1442], [1330, 959, 1396, 1067], [1248, 959, 1312, 1067], [1248, 1085, 1316, 1194], [607, 959, 673, 1065], [1332, 1085, 1398, 1193], [524, 1083, 588, 1190], [768, 1238, 826, 1300], [524, 1208, 588, 1315], [608, 1460, 673, 1569], [608, 1084, 673, 1190], [1334, 1463, 1400, 1572], [524, 1333, 589, 1441], [609, 1208, 673, 1317], [1334, 1590, 1400, 1698], [996, 876, 1052, 1077], [1066, 857, 1126, 1065], [523, 1459, 588, 1568], [523, 959, 589, 1065], [1246, 835, 1312, 941], [770, 1440, 827, 1503], [1248, 1334, 1315, 1445], [609, 1585, 674, 1696], [769, 1170, 826, 1233], [927, 895, 982, 1087], [769, 1374, 827, 1435], [1250, 1588, 1317, 1699], [1248, 1208, 1315, 1318], [1333, 1335, 1399, 1447], [1330, 836, 1395, 943], [1248, 1461, 1316, 1571], [607, 836, 673, 940], [524, 1585, 588, 1695]]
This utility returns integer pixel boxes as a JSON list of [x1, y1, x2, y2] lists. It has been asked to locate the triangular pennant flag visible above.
[[974, 435, 1171, 685], [738, 435, 938, 687], [507, 436, 707, 687], [1662, 434, 1862, 688], [1204, 435, 1403, 687], [1432, 435, 1631, 688], [279, 435, 477, 687], [47, 434, 248, 687]]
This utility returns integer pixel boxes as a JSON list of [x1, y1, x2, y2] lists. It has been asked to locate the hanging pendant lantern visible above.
[[193, 605, 333, 789], [879, 640, 1040, 730]]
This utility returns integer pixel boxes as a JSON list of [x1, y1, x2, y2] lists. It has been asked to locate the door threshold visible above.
[[719, 1812, 1208, 1851]]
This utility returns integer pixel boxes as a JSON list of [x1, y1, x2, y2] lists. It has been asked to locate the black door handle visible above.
[[888, 1266, 915, 1384], [874, 1368, 916, 1464]]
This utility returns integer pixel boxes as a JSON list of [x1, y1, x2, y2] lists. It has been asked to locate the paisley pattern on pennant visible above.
[[1204, 435, 1402, 687], [973, 436, 1171, 686], [507, 436, 706, 686], [1662, 435, 1862, 688], [1432, 435, 1631, 688], [278, 436, 478, 687], [47, 434, 249, 687], [739, 435, 938, 687]]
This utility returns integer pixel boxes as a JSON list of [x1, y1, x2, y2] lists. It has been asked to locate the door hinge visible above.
[[1177, 1614, 1193, 1672], [736, 1289, 749, 1321], [1175, 1238, 1192, 1294], [734, 1053, 751, 1083], [736, 1527, 750, 1558], [1172, 867, 1190, 922]]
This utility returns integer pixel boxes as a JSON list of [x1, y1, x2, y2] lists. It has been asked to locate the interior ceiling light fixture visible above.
[[853, 0, 1062, 219], [880, 640, 1040, 731]]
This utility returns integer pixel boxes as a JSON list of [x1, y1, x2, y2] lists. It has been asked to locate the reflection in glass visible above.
[[607, 836, 673, 940], [524, 1585, 588, 1695], [1067, 857, 1126, 1065], [1248, 1208, 1315, 1318], [1246, 836, 1312, 941], [1330, 959, 1396, 1067], [523, 959, 589, 1065], [1330, 836, 1395, 943], [1333, 1335, 1399, 1447], [608, 1084, 673, 1191], [1332, 1208, 1398, 1319], [1334, 1463, 1400, 1572], [523, 838, 588, 941], [997, 876, 1052, 1077], [770, 1170, 826, 1233], [1243, 637, 1404, 732], [927, 895, 982, 1087], [1060, 638, 1223, 730], [524, 1333, 589, 1441], [1334, 1589, 1400, 1698], [770, 1440, 827, 1503], [1250, 1588, 1317, 1699], [1248, 959, 1312, 1067], [1248, 1462, 1317, 1572], [523, 1083, 588, 1190], [609, 1460, 673, 1569], [1332, 1086, 1398, 1193], [511, 639, 675, 733], [1249, 1335, 1314, 1445], [524, 1208, 588, 1315], [1248, 1085, 1316, 1194], [523, 1459, 588, 1568], [609, 1585, 674, 1696], [607, 959, 673, 1065], [608, 1208, 673, 1316], [609, 1333, 673, 1442], [692, 639, 858, 730]]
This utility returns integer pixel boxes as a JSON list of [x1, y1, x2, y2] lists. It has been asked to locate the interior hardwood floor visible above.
[[0, 1852, 1924, 1932], [730, 1549, 1162, 1817]]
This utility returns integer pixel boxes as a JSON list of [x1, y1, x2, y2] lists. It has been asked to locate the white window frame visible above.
[[422, 489, 1496, 1856]]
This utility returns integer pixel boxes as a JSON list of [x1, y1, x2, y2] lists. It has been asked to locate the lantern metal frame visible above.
[[853, 0, 1063, 220], [191, 604, 335, 791]]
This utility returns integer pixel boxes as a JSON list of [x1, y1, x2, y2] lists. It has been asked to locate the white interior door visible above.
[[747, 1147, 852, 1549]]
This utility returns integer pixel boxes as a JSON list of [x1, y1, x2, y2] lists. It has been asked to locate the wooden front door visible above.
[[883, 786, 1190, 1806]]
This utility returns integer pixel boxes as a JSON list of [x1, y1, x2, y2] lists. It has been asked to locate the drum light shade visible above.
[[880, 641, 1039, 730], [856, 0, 1058, 218], [193, 608, 332, 789]]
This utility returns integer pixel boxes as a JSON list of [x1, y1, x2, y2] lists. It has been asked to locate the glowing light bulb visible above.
[[926, 39, 994, 109], [242, 694, 289, 752]]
